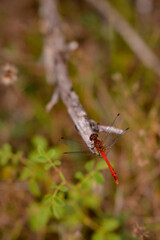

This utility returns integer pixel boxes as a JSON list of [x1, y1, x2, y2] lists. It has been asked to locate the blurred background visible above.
[[0, 0, 160, 239]]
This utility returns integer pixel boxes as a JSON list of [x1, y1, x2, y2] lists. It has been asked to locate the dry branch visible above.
[[86, 0, 160, 76], [39, 0, 124, 153]]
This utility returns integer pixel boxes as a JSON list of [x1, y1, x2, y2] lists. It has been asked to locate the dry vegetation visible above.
[[0, 0, 160, 239]]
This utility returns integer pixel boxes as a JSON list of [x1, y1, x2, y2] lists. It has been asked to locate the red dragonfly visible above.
[[90, 133, 116, 184], [62, 117, 129, 184]]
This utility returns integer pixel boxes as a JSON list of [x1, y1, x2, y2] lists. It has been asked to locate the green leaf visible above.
[[51, 182, 57, 189], [92, 231, 105, 240], [43, 194, 52, 202], [0, 155, 10, 166], [93, 172, 105, 184], [85, 160, 94, 171], [85, 194, 99, 209], [107, 233, 121, 240], [32, 136, 48, 151], [53, 196, 64, 206], [28, 179, 40, 196], [45, 163, 52, 170], [49, 205, 54, 214], [0, 144, 12, 166], [96, 160, 108, 170], [35, 169, 46, 180], [28, 203, 50, 231], [38, 146, 45, 155], [47, 149, 56, 158], [103, 219, 120, 232], [53, 204, 63, 219], [70, 189, 79, 200], [48, 148, 62, 159], [20, 168, 32, 180], [54, 160, 61, 166], [59, 185, 68, 192], [37, 156, 47, 163], [75, 171, 84, 180], [81, 180, 91, 189]]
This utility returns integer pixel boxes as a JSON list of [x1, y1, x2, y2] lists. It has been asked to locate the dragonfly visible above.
[[62, 115, 129, 184], [89, 129, 128, 184]]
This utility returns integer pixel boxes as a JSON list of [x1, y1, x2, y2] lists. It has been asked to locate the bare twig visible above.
[[98, 125, 124, 135], [39, 0, 125, 153], [46, 87, 59, 112], [86, 0, 160, 76], [39, 0, 65, 84]]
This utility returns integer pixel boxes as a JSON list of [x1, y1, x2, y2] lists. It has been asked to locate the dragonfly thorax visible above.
[[94, 139, 105, 153]]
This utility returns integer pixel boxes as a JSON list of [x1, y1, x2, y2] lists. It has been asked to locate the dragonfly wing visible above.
[[103, 113, 120, 138], [98, 113, 121, 147], [105, 127, 129, 156], [98, 131, 117, 148]]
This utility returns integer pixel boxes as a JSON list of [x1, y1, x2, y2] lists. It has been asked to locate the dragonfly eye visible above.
[[90, 133, 98, 141]]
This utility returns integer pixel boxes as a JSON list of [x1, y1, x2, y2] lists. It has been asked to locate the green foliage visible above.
[[28, 202, 50, 231], [93, 172, 105, 184], [92, 231, 105, 240], [96, 160, 108, 170], [102, 218, 120, 232], [92, 218, 121, 240], [75, 171, 84, 180], [0, 135, 127, 237], [0, 144, 12, 166], [0, 143, 22, 166], [59, 185, 68, 192], [29, 179, 41, 196], [0, 135, 131, 239], [85, 160, 94, 171]]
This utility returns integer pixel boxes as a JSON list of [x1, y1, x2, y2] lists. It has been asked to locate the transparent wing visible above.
[[105, 128, 129, 156], [98, 113, 120, 146], [60, 137, 92, 156]]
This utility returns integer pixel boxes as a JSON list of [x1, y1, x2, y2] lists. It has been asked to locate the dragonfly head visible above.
[[90, 133, 98, 141]]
